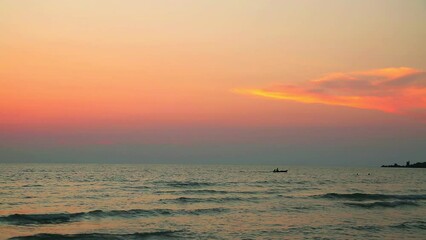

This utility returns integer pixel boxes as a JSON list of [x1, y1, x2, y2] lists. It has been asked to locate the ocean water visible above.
[[0, 164, 425, 239]]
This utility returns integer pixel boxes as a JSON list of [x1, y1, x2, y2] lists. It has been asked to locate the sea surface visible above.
[[0, 164, 425, 239]]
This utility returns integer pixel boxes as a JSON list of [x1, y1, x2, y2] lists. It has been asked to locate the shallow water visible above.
[[0, 164, 425, 239]]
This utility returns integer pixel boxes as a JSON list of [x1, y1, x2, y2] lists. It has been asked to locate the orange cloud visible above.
[[235, 67, 426, 119]]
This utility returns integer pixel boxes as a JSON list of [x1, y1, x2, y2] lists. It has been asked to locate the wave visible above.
[[318, 193, 426, 201], [0, 212, 84, 225], [351, 220, 426, 231], [0, 208, 227, 225], [162, 181, 216, 188], [391, 220, 426, 230], [22, 184, 43, 188], [124, 185, 150, 190], [185, 208, 228, 215], [155, 189, 229, 194], [154, 189, 265, 195], [159, 196, 261, 204], [344, 200, 419, 208], [9, 230, 182, 240]]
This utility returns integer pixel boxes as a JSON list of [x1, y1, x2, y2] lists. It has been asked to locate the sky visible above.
[[1, 0, 426, 166]]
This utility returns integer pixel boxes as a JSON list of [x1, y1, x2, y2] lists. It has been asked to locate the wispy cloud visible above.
[[235, 67, 426, 119]]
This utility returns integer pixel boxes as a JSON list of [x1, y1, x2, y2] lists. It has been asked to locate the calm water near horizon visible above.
[[0, 164, 425, 239]]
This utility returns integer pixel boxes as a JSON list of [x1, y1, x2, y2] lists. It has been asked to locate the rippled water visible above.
[[0, 164, 425, 239]]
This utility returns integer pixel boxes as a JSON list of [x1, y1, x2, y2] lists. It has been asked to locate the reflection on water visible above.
[[0, 164, 425, 239]]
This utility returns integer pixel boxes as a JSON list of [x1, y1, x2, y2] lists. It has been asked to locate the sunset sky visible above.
[[1, 0, 425, 165]]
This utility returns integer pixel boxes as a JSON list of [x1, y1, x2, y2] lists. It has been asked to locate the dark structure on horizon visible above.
[[381, 161, 426, 168]]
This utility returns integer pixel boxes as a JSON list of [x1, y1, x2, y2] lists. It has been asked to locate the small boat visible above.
[[273, 169, 288, 173]]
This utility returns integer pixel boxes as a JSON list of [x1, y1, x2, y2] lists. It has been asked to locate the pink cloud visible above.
[[235, 67, 426, 120]]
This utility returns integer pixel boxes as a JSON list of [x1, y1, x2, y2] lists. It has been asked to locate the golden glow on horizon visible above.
[[1, 1, 425, 128]]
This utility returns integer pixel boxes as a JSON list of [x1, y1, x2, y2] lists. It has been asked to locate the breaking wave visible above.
[[0, 208, 227, 225], [9, 230, 183, 240]]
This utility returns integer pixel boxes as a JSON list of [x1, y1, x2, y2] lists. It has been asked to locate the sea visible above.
[[0, 164, 425, 239]]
